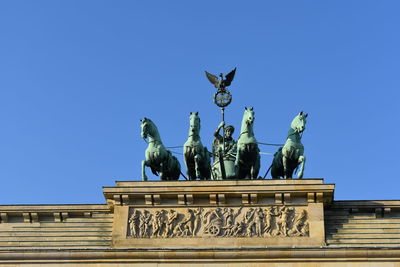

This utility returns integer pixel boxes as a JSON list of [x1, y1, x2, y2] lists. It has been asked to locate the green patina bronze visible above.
[[271, 111, 308, 179], [183, 112, 211, 180], [235, 107, 261, 179], [211, 121, 237, 180], [138, 68, 310, 181], [212, 121, 236, 159], [140, 118, 181, 181]]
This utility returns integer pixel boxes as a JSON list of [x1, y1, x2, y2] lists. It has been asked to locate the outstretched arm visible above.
[[214, 121, 225, 138]]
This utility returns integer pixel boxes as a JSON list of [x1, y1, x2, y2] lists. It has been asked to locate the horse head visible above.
[[243, 107, 255, 126], [140, 118, 149, 139], [189, 112, 200, 136], [140, 117, 157, 140], [291, 111, 308, 133]]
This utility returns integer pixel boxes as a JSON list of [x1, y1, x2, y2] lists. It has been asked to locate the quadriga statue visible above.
[[140, 118, 181, 181], [271, 111, 308, 179], [235, 107, 260, 179], [183, 112, 211, 180]]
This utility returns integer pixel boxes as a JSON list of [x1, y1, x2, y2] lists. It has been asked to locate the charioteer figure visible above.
[[212, 121, 237, 160]]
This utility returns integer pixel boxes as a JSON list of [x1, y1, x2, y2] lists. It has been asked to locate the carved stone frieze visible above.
[[127, 206, 309, 238]]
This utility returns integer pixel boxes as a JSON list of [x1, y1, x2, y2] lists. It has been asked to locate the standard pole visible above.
[[218, 148, 226, 180], [220, 107, 226, 180], [221, 107, 225, 153]]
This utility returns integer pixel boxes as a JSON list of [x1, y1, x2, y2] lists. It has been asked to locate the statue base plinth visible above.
[[104, 179, 334, 249]]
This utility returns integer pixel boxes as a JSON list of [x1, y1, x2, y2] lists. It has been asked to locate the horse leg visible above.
[[204, 148, 211, 180], [194, 154, 201, 179], [297, 155, 306, 179], [159, 162, 165, 180], [142, 160, 149, 181], [183, 149, 192, 179], [251, 154, 261, 179], [235, 147, 242, 178], [283, 156, 291, 179], [287, 166, 295, 179]]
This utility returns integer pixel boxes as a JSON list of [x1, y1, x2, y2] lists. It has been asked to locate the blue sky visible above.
[[0, 1, 399, 204]]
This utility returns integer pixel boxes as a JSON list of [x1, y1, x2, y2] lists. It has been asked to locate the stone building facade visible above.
[[0, 179, 399, 266]]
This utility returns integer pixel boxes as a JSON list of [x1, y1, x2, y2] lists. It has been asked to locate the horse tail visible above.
[[204, 146, 211, 161], [172, 155, 181, 180], [203, 146, 212, 180], [268, 147, 283, 179], [164, 152, 181, 181]]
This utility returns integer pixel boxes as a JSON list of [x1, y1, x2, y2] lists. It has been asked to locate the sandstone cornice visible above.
[[0, 247, 400, 263]]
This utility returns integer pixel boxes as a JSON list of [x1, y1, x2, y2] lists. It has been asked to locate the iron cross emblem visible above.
[[214, 89, 232, 108]]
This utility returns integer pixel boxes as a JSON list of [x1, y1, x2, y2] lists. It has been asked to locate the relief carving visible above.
[[222, 207, 241, 237], [128, 209, 140, 237], [203, 208, 224, 236], [127, 206, 309, 238], [166, 209, 178, 237], [276, 206, 290, 236], [152, 209, 166, 237]]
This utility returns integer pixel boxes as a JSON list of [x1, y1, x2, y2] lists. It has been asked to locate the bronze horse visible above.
[[141, 118, 181, 181], [271, 112, 307, 179], [183, 112, 211, 180]]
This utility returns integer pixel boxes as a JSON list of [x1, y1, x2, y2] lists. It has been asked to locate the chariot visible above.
[[204, 216, 224, 236], [211, 154, 236, 180]]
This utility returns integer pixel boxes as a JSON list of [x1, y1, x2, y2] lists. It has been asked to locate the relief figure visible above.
[[203, 208, 223, 236], [128, 209, 140, 237], [173, 209, 194, 237], [192, 208, 203, 236], [255, 208, 265, 237], [290, 209, 308, 236], [276, 206, 291, 237], [165, 210, 178, 237], [139, 210, 152, 238], [263, 207, 275, 236], [244, 208, 256, 237], [222, 207, 242, 237], [152, 209, 166, 237], [232, 221, 245, 236]]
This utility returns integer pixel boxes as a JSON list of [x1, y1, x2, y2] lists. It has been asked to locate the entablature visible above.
[[103, 179, 334, 207]]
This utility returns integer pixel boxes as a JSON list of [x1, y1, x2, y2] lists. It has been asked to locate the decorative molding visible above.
[[275, 193, 283, 204]]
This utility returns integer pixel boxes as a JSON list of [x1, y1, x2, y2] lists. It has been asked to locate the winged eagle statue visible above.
[[205, 68, 236, 90]]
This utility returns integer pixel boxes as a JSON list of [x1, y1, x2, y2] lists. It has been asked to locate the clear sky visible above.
[[0, 1, 399, 204]]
